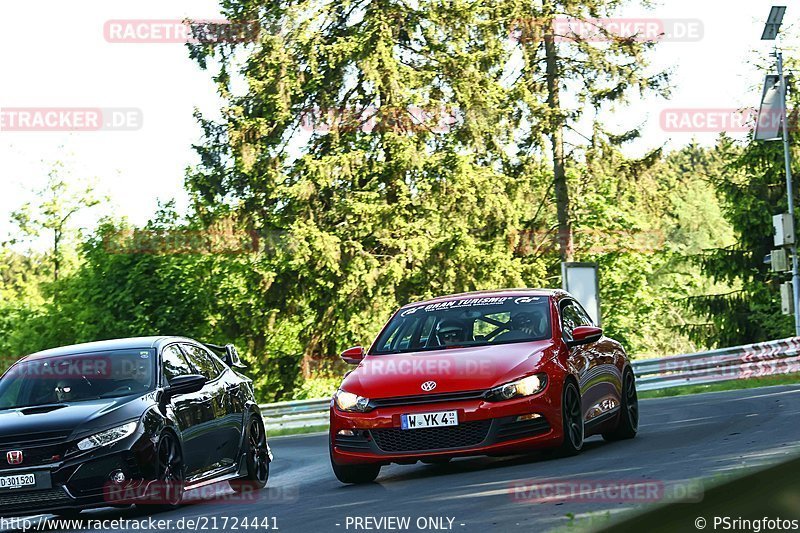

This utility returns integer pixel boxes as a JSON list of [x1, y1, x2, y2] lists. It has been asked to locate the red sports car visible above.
[[329, 289, 638, 483]]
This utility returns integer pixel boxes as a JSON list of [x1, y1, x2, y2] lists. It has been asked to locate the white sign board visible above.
[[562, 262, 601, 326], [755, 75, 782, 141]]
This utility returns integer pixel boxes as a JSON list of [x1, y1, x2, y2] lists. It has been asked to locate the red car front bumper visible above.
[[329, 381, 566, 466]]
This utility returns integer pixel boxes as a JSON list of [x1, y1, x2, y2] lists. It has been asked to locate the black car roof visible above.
[[21, 336, 192, 361]]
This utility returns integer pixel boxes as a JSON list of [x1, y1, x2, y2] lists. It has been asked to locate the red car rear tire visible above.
[[602, 369, 639, 441]]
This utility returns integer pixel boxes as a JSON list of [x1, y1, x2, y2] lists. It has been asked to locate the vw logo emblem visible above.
[[421, 380, 437, 392]]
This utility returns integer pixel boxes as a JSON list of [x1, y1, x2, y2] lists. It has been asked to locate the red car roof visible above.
[[401, 288, 563, 309]]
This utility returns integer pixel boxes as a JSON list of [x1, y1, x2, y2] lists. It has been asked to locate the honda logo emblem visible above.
[[6, 451, 22, 465], [421, 380, 437, 392]]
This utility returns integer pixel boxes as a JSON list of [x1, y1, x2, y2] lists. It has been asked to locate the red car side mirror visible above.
[[568, 326, 603, 347], [340, 346, 365, 365]]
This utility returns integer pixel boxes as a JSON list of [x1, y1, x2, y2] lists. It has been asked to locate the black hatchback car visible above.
[[0, 336, 271, 516]]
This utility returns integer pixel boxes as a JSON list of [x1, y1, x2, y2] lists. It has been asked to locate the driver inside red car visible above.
[[436, 320, 468, 346], [511, 310, 548, 337]]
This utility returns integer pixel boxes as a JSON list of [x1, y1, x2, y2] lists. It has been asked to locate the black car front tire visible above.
[[149, 431, 184, 510], [231, 415, 270, 492]]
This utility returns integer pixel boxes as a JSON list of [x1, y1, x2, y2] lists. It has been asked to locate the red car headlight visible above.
[[334, 389, 372, 412], [484, 373, 547, 402]]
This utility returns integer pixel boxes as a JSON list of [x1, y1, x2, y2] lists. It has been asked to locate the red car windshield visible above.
[[372, 296, 552, 354]]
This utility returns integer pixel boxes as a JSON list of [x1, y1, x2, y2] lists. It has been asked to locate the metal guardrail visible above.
[[260, 337, 800, 430], [261, 398, 330, 431], [632, 336, 800, 391]]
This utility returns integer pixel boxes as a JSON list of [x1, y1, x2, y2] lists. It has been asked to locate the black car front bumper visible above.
[[0, 436, 155, 517]]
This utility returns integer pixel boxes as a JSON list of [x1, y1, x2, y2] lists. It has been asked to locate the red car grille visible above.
[[369, 420, 491, 452], [368, 390, 486, 408]]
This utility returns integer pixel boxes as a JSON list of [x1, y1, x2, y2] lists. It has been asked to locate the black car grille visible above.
[[369, 390, 486, 409], [0, 488, 71, 513], [369, 420, 491, 453], [0, 431, 71, 447], [495, 416, 551, 442], [0, 432, 72, 469]]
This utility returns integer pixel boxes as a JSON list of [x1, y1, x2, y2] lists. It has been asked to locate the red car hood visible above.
[[340, 340, 556, 398]]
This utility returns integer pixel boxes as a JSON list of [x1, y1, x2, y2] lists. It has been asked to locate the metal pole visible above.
[[776, 49, 800, 336]]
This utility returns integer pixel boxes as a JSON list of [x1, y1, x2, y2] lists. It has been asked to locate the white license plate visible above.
[[401, 410, 458, 430], [0, 473, 35, 490]]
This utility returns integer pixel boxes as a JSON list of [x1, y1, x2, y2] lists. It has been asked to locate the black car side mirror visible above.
[[224, 344, 247, 369], [164, 374, 207, 401]]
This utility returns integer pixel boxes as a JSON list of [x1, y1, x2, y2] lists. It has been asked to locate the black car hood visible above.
[[0, 392, 156, 440]]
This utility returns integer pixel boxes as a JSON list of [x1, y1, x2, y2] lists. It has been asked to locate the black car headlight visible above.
[[485, 374, 547, 402], [77, 421, 138, 452], [334, 389, 371, 413]]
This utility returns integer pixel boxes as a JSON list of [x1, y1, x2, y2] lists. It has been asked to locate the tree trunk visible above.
[[544, 27, 573, 263]]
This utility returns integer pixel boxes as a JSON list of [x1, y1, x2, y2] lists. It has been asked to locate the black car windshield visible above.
[[372, 295, 552, 354], [0, 349, 156, 409]]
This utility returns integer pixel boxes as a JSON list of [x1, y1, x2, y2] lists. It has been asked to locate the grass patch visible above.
[[639, 373, 800, 399], [267, 424, 329, 437]]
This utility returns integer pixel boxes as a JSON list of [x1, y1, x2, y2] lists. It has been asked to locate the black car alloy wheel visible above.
[[232, 416, 270, 492], [248, 417, 270, 486], [156, 432, 184, 507]]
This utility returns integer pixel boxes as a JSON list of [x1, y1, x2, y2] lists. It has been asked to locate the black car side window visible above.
[[162, 345, 193, 384], [182, 344, 222, 381]]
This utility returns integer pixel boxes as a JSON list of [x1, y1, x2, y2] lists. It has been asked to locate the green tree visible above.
[[507, 1, 670, 261], [688, 134, 794, 346], [11, 162, 101, 285], [186, 0, 548, 379]]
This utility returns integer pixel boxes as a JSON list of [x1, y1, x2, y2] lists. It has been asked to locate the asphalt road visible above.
[[8, 384, 800, 533]]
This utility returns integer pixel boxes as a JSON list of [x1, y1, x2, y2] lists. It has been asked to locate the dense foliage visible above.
[[0, 1, 791, 401]]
